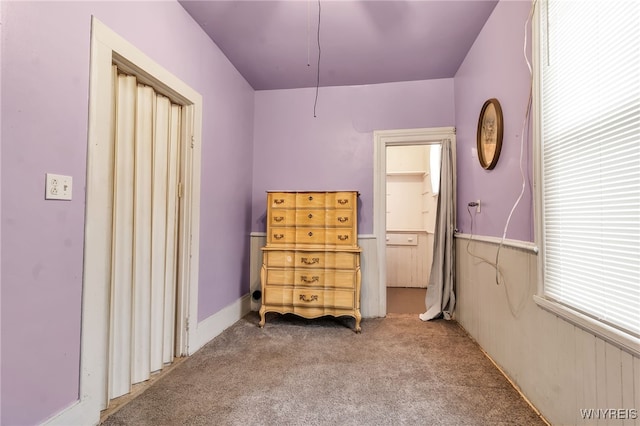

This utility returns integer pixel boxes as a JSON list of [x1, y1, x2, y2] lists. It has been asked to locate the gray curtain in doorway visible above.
[[420, 138, 455, 321]]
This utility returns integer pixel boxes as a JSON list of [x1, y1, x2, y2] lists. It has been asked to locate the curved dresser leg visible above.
[[354, 311, 362, 333], [259, 307, 266, 328], [259, 262, 266, 328]]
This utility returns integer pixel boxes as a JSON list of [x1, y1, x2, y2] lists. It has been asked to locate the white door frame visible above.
[[373, 127, 456, 317], [47, 17, 202, 425]]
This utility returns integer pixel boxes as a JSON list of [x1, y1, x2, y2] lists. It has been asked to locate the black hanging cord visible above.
[[313, 0, 321, 117]]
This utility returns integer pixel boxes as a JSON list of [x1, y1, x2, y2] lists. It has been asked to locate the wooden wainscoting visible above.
[[385, 230, 433, 288], [455, 237, 640, 426]]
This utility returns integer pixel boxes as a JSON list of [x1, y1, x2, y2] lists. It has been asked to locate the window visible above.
[[537, 0, 640, 343], [430, 144, 441, 195]]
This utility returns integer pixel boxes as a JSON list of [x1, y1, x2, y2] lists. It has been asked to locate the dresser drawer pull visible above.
[[308, 213, 313, 219], [301, 257, 320, 265], [300, 275, 319, 283], [308, 195, 313, 201], [273, 233, 284, 240], [299, 294, 319, 302], [338, 199, 349, 205], [274, 216, 284, 222], [274, 199, 285, 205], [337, 216, 348, 223], [308, 231, 313, 237], [338, 235, 349, 241]]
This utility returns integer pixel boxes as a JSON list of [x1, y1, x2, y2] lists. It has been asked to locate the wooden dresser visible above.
[[259, 191, 362, 332]]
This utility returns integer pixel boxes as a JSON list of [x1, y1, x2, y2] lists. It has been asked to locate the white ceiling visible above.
[[179, 0, 499, 90]]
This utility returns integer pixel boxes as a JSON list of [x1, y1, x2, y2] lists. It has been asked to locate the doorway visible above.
[[385, 144, 440, 314], [75, 18, 203, 423], [373, 127, 456, 317]]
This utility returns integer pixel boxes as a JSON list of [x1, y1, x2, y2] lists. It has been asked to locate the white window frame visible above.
[[532, 1, 639, 356]]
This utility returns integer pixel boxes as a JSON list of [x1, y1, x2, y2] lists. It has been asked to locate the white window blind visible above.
[[541, 0, 640, 338]]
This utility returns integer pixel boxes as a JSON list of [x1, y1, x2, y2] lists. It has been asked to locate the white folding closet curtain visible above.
[[421, 138, 455, 321], [109, 67, 181, 400]]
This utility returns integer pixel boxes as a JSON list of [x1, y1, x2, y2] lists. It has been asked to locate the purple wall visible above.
[[0, 0, 534, 424], [1, 2, 253, 424], [454, 1, 534, 242], [252, 80, 455, 234]]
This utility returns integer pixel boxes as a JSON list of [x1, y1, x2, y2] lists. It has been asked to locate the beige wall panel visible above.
[[385, 231, 431, 288], [455, 238, 639, 426], [250, 234, 267, 312]]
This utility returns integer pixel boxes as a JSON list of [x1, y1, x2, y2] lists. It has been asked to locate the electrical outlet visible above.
[[476, 199, 481, 213], [45, 173, 72, 200]]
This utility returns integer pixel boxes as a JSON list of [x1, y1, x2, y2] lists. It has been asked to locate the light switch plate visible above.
[[45, 173, 72, 200]]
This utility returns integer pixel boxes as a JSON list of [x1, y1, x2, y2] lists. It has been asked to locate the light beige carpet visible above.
[[102, 312, 546, 425]]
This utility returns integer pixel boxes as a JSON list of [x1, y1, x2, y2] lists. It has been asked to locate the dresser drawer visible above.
[[326, 192, 357, 209], [294, 210, 327, 227], [268, 192, 295, 208], [269, 209, 296, 227], [268, 228, 296, 245], [264, 287, 355, 310], [265, 268, 356, 289], [321, 229, 355, 246], [294, 228, 353, 246], [295, 192, 326, 208], [269, 228, 355, 246], [293, 209, 354, 228], [264, 251, 359, 269], [268, 192, 356, 210], [329, 209, 354, 228], [271, 209, 355, 228]]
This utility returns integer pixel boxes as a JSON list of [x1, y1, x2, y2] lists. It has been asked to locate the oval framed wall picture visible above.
[[476, 98, 504, 170]]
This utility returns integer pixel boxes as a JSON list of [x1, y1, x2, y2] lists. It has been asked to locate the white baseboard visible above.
[[42, 399, 97, 426], [193, 293, 251, 353]]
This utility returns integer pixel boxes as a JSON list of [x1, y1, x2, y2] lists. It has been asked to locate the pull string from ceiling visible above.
[[313, 0, 321, 117], [307, 0, 311, 66]]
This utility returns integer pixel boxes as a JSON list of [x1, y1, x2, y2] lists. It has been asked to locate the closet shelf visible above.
[[386, 171, 428, 176]]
